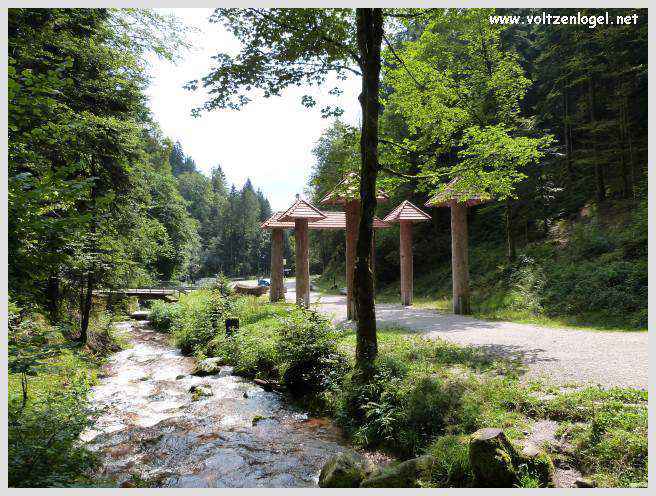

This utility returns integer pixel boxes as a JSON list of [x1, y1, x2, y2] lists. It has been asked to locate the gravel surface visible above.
[[284, 284, 647, 389]]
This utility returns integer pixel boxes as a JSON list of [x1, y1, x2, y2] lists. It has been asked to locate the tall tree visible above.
[[188, 7, 386, 369]]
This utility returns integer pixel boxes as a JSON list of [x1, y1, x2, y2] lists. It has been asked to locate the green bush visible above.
[[170, 290, 236, 355], [276, 308, 349, 397], [8, 372, 97, 487], [149, 300, 181, 332], [210, 316, 283, 379]]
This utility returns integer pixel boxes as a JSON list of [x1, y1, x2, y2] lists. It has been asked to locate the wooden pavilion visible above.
[[261, 196, 389, 310], [425, 177, 491, 314], [383, 200, 431, 306]]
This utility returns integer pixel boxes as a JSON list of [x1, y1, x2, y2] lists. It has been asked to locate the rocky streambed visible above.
[[81, 321, 360, 487]]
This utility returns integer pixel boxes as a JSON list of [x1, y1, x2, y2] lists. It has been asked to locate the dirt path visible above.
[[285, 284, 647, 389]]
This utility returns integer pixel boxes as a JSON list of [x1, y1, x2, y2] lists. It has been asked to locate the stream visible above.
[[81, 320, 358, 487]]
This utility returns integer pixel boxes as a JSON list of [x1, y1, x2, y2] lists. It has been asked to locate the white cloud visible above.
[[144, 8, 361, 210]]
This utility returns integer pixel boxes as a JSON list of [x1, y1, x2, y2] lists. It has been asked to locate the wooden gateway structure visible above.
[[383, 200, 431, 306], [261, 191, 389, 311], [425, 177, 491, 315], [261, 173, 491, 316]]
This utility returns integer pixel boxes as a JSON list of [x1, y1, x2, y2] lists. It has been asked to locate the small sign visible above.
[[283, 258, 287, 266]]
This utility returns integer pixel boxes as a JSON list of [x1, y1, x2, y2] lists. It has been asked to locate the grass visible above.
[[375, 290, 644, 333]]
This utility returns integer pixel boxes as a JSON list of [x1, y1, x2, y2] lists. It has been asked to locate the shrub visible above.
[[8, 371, 97, 487], [171, 290, 236, 355], [86, 313, 125, 355], [210, 317, 283, 379], [8, 303, 99, 487], [149, 300, 181, 332], [276, 308, 349, 398]]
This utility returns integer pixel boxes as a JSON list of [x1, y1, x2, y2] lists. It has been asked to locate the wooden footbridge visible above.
[[94, 286, 191, 302]]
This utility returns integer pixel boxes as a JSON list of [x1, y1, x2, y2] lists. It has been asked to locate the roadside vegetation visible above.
[[151, 289, 647, 488]]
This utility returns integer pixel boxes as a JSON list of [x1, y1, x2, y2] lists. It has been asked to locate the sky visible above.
[[145, 8, 361, 211]]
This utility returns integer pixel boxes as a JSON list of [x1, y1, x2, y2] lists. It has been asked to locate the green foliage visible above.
[[8, 303, 103, 487], [210, 317, 283, 379], [168, 290, 236, 355], [276, 308, 349, 397], [149, 300, 182, 332], [188, 8, 358, 117], [8, 8, 199, 325], [335, 332, 525, 458]]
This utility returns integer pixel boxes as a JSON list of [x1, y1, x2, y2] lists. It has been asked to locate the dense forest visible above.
[[308, 7, 647, 330], [8, 9, 276, 333]]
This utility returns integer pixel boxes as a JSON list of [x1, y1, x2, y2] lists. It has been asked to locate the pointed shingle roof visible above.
[[425, 177, 492, 208], [320, 172, 389, 205], [261, 210, 390, 230], [383, 200, 431, 223], [278, 198, 326, 222]]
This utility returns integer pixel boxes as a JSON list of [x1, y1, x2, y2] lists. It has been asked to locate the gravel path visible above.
[[284, 284, 647, 389]]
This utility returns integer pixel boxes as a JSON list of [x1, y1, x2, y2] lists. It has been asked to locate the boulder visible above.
[[319, 452, 374, 488], [469, 428, 518, 487], [469, 428, 555, 488], [192, 357, 223, 376], [360, 456, 435, 488]]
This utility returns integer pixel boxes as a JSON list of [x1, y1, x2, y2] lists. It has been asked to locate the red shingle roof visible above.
[[320, 172, 389, 205], [383, 200, 431, 223]]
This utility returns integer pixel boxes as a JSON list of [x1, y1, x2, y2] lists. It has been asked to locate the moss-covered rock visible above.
[[360, 456, 435, 488], [519, 443, 555, 488], [469, 428, 519, 487], [318, 452, 372, 488], [469, 428, 555, 488]]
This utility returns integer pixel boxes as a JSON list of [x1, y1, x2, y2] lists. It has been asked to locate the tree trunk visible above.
[[563, 84, 573, 182], [79, 271, 93, 344], [270, 228, 285, 302], [353, 8, 383, 369], [588, 78, 606, 203], [451, 202, 471, 315], [294, 219, 310, 308], [505, 199, 516, 262]]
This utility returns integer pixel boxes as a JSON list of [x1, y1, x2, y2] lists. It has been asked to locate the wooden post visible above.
[[344, 200, 359, 320], [270, 228, 284, 302], [450, 202, 470, 314], [295, 218, 310, 308], [399, 220, 413, 306]]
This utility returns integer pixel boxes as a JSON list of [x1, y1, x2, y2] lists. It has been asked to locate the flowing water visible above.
[[81, 321, 354, 487]]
